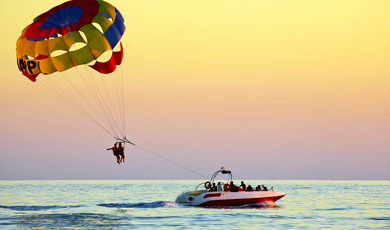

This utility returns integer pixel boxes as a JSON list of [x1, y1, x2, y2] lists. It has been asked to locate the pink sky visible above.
[[0, 0, 389, 179]]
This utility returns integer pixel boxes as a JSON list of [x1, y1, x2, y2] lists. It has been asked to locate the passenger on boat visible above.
[[255, 185, 262, 191], [246, 185, 254, 191], [211, 183, 217, 192], [262, 185, 268, 191], [217, 182, 223, 191], [230, 181, 238, 192], [240, 181, 247, 191]]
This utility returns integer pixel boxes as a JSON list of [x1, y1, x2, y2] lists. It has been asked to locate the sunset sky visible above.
[[0, 0, 389, 179]]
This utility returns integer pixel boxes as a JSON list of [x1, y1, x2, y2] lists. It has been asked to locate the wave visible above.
[[368, 217, 390, 221], [0, 205, 82, 211], [7, 213, 125, 228], [97, 201, 177, 209], [324, 208, 347, 211], [314, 207, 350, 211]]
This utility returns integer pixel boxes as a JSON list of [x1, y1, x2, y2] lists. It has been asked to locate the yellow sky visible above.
[[0, 0, 389, 179]]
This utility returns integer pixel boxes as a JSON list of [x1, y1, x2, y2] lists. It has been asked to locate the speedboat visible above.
[[175, 168, 286, 206]]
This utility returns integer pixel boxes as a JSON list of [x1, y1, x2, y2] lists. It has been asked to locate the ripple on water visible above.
[[14, 213, 131, 229], [0, 205, 83, 211], [367, 217, 390, 221]]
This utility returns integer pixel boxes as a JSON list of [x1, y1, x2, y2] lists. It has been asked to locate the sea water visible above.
[[0, 180, 389, 229]]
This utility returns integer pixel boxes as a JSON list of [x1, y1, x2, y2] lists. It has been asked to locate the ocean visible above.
[[0, 180, 389, 229]]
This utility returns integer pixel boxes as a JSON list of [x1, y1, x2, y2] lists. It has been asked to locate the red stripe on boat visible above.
[[203, 193, 221, 199], [199, 194, 285, 206]]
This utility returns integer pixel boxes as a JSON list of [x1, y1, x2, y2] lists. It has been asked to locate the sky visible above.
[[0, 0, 389, 180]]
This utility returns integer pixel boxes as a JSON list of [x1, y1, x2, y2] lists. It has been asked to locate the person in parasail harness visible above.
[[117, 142, 125, 163], [107, 143, 120, 164]]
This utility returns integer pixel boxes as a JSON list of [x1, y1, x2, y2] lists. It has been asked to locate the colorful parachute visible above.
[[16, 0, 128, 141], [16, 0, 125, 82]]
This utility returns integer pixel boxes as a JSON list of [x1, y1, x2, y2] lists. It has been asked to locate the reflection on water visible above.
[[192, 200, 282, 209], [0, 180, 389, 229]]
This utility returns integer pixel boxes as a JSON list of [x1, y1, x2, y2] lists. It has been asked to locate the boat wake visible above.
[[0, 201, 278, 211], [97, 201, 178, 209]]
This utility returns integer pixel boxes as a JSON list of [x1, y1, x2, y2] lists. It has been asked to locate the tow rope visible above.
[[116, 137, 209, 179]]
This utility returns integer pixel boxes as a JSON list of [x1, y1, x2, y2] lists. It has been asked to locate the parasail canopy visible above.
[[16, 0, 128, 140], [16, 0, 125, 82]]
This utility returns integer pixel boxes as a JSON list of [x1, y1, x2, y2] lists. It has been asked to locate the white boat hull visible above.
[[176, 190, 286, 206]]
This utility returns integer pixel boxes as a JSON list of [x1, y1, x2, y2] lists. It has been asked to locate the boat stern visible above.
[[175, 190, 206, 205]]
